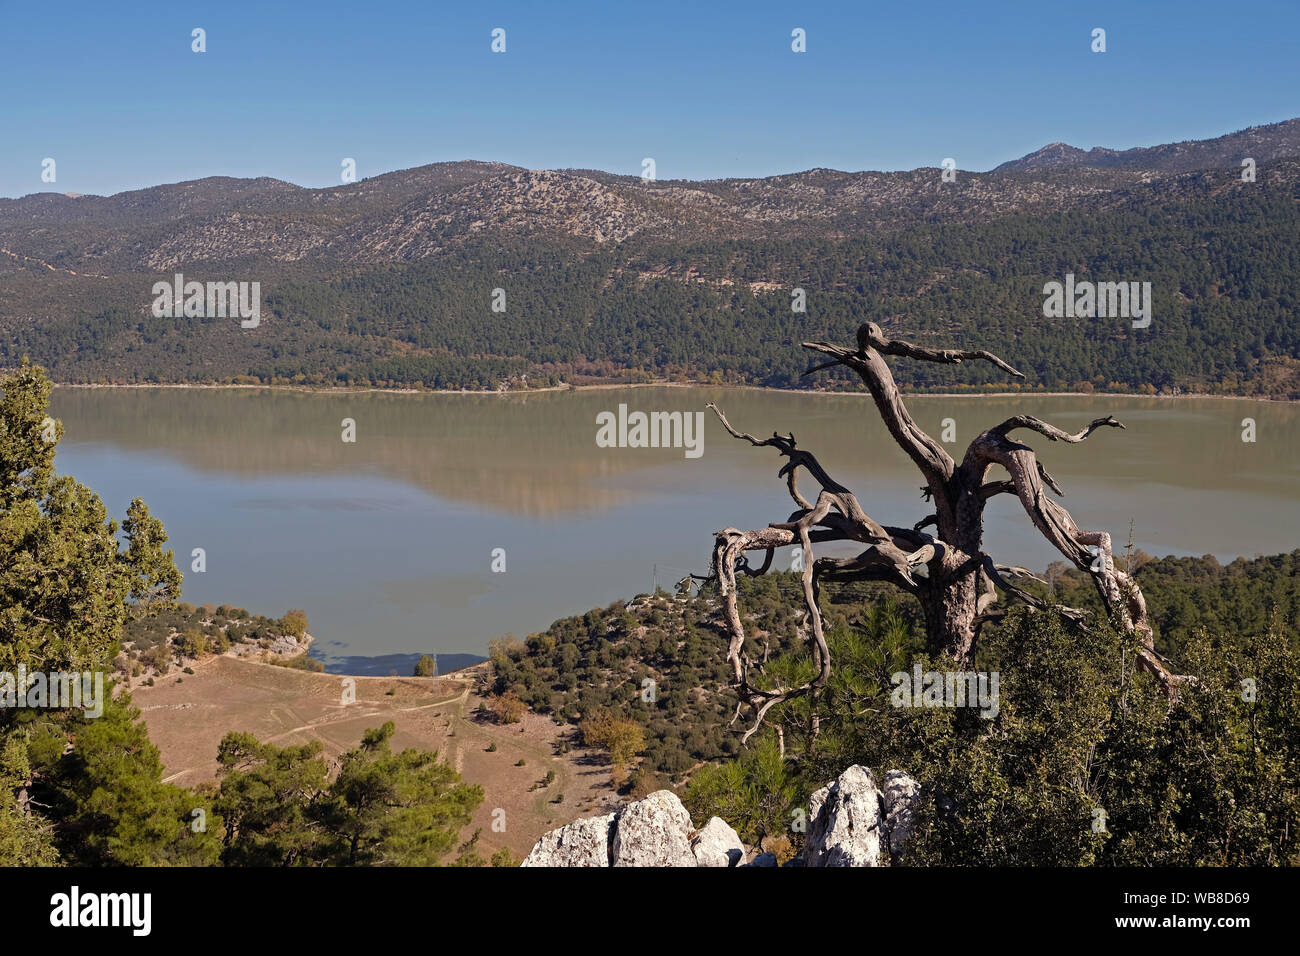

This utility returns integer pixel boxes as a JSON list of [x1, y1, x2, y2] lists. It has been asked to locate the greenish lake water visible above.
[[48, 386, 1300, 669]]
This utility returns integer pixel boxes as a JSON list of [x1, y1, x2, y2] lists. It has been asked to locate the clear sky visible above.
[[1, 0, 1296, 197]]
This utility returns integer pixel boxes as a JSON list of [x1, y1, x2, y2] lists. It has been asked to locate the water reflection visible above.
[[48, 386, 1300, 664]]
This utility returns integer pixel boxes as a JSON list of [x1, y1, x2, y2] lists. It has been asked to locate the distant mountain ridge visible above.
[[994, 118, 1300, 173], [2, 118, 1297, 273], [2, 117, 1298, 396]]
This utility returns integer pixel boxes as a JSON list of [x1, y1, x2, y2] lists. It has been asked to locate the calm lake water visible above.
[[48, 386, 1300, 670]]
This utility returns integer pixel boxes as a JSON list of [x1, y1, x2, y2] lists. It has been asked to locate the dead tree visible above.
[[707, 322, 1184, 743]]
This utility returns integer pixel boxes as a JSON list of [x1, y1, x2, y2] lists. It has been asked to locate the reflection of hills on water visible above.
[[310, 651, 487, 677], [48, 386, 1300, 519], [50, 387, 705, 518]]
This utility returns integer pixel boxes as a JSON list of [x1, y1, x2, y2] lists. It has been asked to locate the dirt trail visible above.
[[1, 246, 109, 278], [136, 655, 616, 857]]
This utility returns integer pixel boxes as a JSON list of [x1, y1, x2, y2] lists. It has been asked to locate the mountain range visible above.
[[2, 118, 1298, 395]]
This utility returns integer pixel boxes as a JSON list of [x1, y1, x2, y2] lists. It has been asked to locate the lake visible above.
[[48, 386, 1300, 671]]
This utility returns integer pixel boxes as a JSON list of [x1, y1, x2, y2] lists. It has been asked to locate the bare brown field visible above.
[[132, 656, 618, 860]]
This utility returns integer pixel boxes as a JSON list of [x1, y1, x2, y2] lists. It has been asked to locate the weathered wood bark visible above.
[[707, 322, 1184, 743]]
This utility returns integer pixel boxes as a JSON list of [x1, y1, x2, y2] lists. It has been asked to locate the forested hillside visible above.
[[490, 551, 1300, 781], [2, 120, 1298, 396], [488, 551, 1300, 864]]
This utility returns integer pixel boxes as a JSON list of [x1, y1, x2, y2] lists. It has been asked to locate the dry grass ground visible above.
[[132, 655, 619, 861]]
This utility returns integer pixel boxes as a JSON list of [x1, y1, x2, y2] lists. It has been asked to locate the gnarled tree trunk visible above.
[[916, 571, 980, 663], [705, 322, 1186, 743]]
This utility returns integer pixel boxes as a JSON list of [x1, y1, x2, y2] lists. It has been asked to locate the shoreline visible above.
[[133, 632, 485, 684], [50, 380, 1297, 404]]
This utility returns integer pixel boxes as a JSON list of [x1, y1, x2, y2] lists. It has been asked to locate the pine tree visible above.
[[1, 360, 195, 865]]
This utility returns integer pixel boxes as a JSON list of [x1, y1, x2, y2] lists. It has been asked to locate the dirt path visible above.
[[135, 656, 616, 858], [1, 246, 109, 278]]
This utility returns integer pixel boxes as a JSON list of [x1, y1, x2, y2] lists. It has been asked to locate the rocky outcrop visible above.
[[611, 791, 696, 867], [520, 812, 615, 867], [521, 765, 922, 867], [802, 765, 922, 867], [881, 769, 921, 861], [804, 765, 886, 867], [690, 817, 745, 867]]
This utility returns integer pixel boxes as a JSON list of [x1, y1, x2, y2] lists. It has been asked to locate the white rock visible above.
[[611, 791, 697, 867], [881, 769, 922, 861], [520, 812, 615, 867], [691, 816, 745, 867], [803, 765, 885, 867], [521, 766, 920, 868]]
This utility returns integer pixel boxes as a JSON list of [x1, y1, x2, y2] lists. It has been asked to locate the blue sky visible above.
[[1, 0, 1296, 197]]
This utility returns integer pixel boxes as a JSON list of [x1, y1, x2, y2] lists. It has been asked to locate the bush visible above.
[[144, 643, 171, 675], [488, 692, 526, 725], [689, 607, 1300, 866], [579, 712, 645, 771], [279, 609, 309, 638], [175, 628, 206, 659]]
